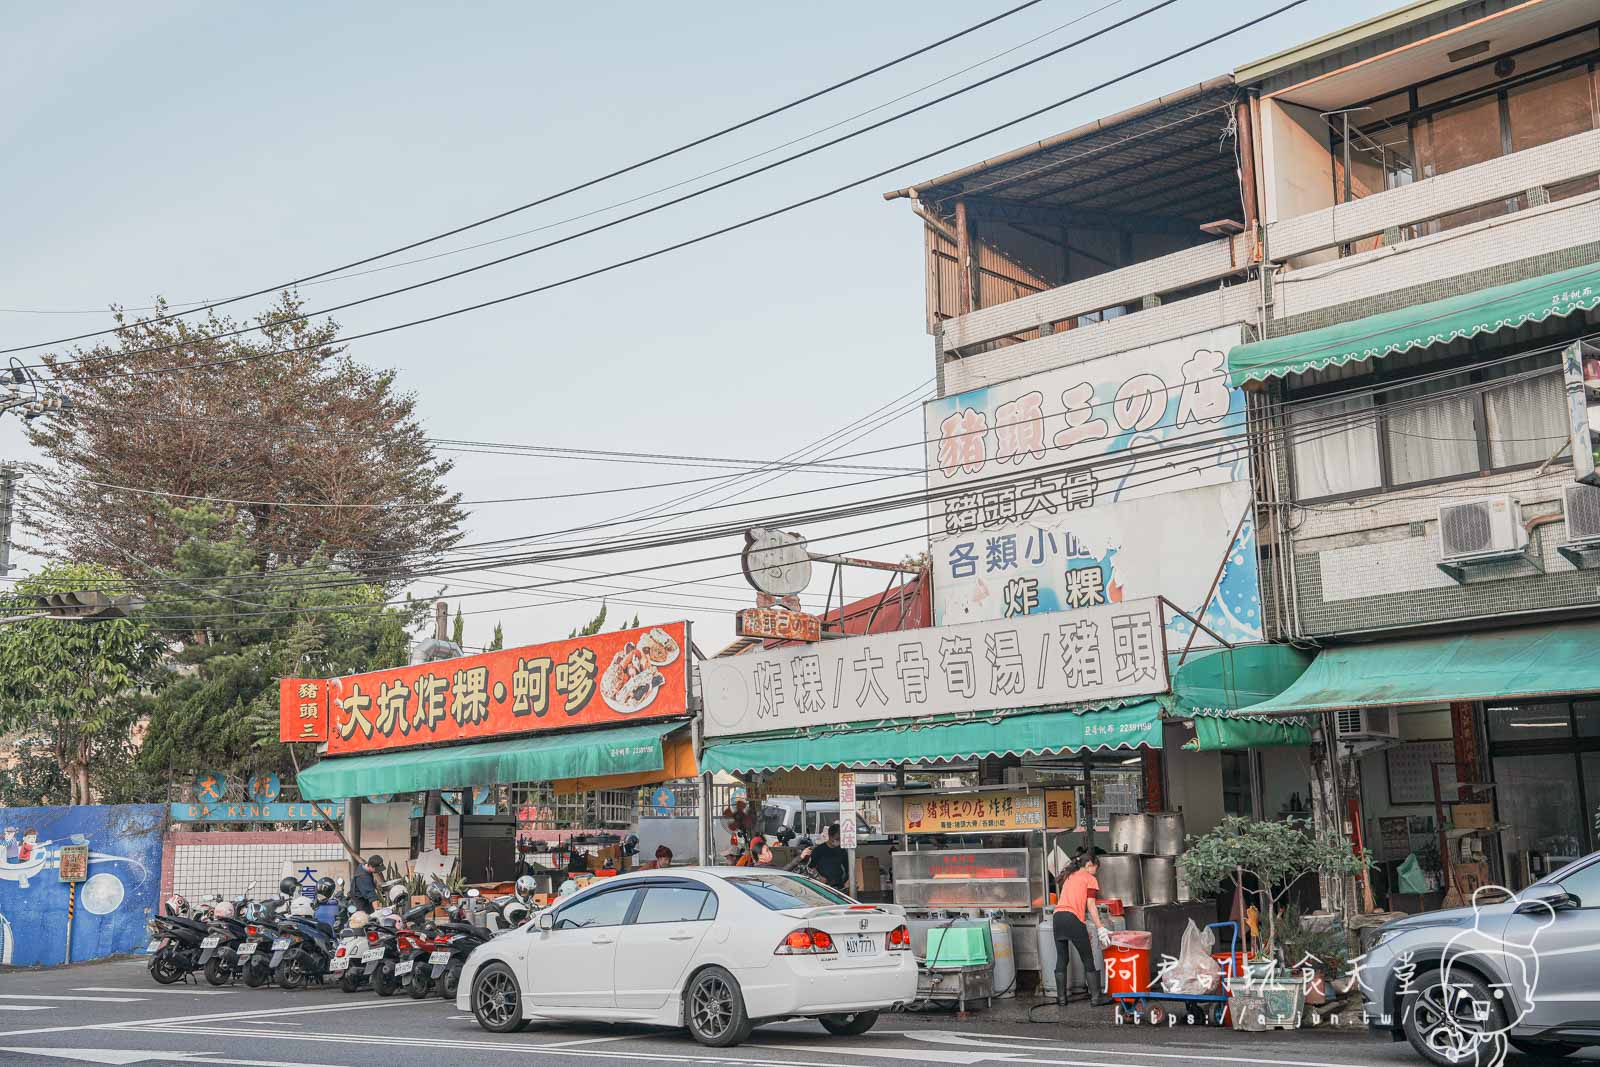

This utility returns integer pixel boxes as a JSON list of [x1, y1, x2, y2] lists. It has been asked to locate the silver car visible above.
[[1361, 852, 1600, 1065]]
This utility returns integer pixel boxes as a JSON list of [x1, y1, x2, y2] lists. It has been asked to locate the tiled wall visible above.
[[162, 831, 349, 903]]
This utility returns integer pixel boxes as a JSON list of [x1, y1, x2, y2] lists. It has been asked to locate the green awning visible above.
[[1185, 717, 1312, 752], [1236, 621, 1600, 717], [700, 701, 1163, 774], [1166, 643, 1314, 718], [1228, 261, 1600, 385], [296, 721, 681, 800]]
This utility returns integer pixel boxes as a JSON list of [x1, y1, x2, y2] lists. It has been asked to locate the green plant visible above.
[[1178, 815, 1370, 956], [1274, 905, 1350, 975], [1412, 837, 1442, 876]]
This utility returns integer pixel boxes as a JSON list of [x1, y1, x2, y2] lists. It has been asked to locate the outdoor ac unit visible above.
[[1438, 496, 1527, 562], [1334, 707, 1399, 741], [1563, 483, 1600, 545]]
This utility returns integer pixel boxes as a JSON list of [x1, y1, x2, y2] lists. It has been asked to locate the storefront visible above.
[[1236, 618, 1600, 897], [282, 621, 699, 895]]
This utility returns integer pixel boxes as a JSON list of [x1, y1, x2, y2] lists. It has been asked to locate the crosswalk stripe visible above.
[[75, 987, 231, 997], [0, 1007, 51, 1013], [0, 995, 146, 1004]]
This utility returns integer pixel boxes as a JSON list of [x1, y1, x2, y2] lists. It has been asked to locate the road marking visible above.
[[75, 987, 232, 996], [905, 1030, 1391, 1067], [0, 1007, 51, 1013], [543, 1034, 642, 1048], [0, 997, 408, 1040], [0, 995, 145, 1004], [0, 1051, 344, 1067]]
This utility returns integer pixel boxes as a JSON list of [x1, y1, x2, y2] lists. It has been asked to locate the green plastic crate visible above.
[[923, 923, 994, 967]]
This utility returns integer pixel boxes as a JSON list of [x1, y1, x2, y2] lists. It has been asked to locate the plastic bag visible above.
[[1397, 854, 1427, 894], [1160, 920, 1221, 995]]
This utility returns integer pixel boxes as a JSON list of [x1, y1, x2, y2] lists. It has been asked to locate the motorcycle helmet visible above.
[[426, 884, 445, 905], [514, 875, 537, 900], [278, 876, 300, 897], [165, 894, 188, 916], [315, 877, 336, 899], [212, 900, 235, 920], [557, 878, 579, 898], [387, 884, 408, 906], [348, 911, 369, 929], [289, 894, 314, 917]]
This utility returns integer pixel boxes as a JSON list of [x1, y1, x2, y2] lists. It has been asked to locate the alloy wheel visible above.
[[1412, 982, 1489, 1063], [691, 974, 735, 1039], [476, 969, 519, 1028]]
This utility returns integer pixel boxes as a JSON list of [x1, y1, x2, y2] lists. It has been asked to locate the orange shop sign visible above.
[[280, 678, 330, 743], [286, 622, 690, 756]]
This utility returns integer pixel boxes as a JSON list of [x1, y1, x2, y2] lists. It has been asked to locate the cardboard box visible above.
[[855, 856, 882, 894], [1452, 803, 1493, 830]]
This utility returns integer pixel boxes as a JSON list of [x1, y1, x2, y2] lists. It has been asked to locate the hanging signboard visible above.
[[1562, 340, 1600, 485], [838, 771, 858, 849], [903, 789, 1078, 834], [735, 607, 822, 643], [169, 801, 345, 823], [286, 622, 690, 756], [280, 679, 330, 743], [701, 598, 1167, 738], [922, 326, 1261, 646]]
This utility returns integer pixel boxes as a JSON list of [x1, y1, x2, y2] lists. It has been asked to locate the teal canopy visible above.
[[699, 701, 1164, 774], [1227, 260, 1600, 386], [1185, 717, 1312, 752], [296, 721, 681, 801], [1237, 621, 1600, 716]]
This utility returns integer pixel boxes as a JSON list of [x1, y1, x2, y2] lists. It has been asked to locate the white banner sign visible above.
[[838, 771, 858, 849], [701, 597, 1168, 739]]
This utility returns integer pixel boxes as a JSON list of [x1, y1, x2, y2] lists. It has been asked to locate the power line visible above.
[[0, 0, 1054, 351], [28, 0, 1303, 384]]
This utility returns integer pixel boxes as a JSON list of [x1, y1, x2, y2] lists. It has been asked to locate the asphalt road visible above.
[[0, 957, 1590, 1067]]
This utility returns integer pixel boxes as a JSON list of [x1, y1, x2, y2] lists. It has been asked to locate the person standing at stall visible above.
[[798, 824, 849, 890], [350, 855, 383, 914], [1053, 855, 1112, 1009]]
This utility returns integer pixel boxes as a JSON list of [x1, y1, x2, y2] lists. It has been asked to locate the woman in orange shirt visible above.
[[1052, 855, 1111, 1008]]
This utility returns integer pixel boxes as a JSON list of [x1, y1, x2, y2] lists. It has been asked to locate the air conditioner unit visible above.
[[1438, 495, 1527, 563], [1563, 483, 1600, 545], [1334, 707, 1399, 741]]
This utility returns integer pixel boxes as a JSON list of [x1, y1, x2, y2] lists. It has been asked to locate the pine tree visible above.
[[451, 606, 464, 647], [487, 622, 504, 651]]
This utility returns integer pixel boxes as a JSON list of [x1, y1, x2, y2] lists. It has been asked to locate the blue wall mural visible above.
[[0, 804, 164, 967]]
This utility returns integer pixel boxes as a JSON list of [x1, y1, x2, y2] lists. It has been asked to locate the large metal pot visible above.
[[1109, 813, 1154, 855], [1142, 856, 1179, 906], [1096, 853, 1143, 906], [1151, 812, 1186, 856]]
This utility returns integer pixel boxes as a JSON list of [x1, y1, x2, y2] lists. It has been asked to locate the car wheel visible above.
[[1509, 1039, 1582, 1059], [472, 962, 529, 1034], [819, 1011, 879, 1036], [1402, 968, 1505, 1067], [685, 966, 752, 1048], [148, 952, 184, 985]]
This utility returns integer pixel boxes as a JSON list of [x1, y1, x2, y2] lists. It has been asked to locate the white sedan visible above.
[[456, 866, 917, 1046]]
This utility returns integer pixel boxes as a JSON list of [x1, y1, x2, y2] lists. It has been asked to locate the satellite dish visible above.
[[741, 528, 811, 596]]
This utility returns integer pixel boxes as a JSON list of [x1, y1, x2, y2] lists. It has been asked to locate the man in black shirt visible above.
[[351, 854, 383, 913], [801, 824, 850, 891]]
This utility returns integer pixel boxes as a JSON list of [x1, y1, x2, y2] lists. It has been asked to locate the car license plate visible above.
[[271, 939, 290, 951], [146, 939, 163, 953], [200, 936, 220, 948], [330, 957, 349, 972], [843, 935, 878, 956], [428, 950, 451, 965], [394, 960, 414, 976]]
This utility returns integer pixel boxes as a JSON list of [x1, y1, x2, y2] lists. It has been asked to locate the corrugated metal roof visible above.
[[884, 77, 1240, 227], [1233, 0, 1466, 84]]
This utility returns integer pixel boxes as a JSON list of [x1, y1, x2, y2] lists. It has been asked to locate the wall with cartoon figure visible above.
[[0, 804, 164, 967]]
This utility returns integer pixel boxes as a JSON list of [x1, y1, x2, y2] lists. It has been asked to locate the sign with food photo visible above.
[[298, 621, 690, 755]]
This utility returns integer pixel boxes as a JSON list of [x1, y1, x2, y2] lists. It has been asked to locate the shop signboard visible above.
[[169, 801, 344, 823], [838, 772, 858, 849], [1562, 339, 1600, 484], [287, 622, 689, 756], [701, 598, 1167, 738], [903, 789, 1079, 834], [735, 607, 821, 643], [923, 325, 1261, 646], [280, 678, 329, 743]]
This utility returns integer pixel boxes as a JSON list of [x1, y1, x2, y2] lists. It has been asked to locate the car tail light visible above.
[[887, 925, 911, 951], [775, 928, 835, 955]]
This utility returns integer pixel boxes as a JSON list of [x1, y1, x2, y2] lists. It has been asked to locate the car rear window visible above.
[[726, 873, 852, 910]]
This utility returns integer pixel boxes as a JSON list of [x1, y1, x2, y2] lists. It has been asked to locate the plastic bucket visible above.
[[1103, 946, 1151, 995]]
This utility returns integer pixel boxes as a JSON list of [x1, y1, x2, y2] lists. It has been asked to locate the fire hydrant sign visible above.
[[701, 598, 1167, 738]]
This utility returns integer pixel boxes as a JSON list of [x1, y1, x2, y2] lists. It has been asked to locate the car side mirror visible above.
[[1516, 890, 1579, 915], [537, 911, 555, 932]]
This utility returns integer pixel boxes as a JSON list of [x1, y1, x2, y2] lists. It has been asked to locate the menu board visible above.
[[1386, 740, 1459, 805]]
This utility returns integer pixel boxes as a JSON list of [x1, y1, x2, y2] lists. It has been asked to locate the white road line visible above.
[[0, 1007, 51, 1013], [190, 1058, 346, 1067], [542, 1034, 645, 1048], [905, 1030, 1389, 1067], [75, 987, 232, 996], [0, 995, 146, 1004], [0, 997, 409, 1040]]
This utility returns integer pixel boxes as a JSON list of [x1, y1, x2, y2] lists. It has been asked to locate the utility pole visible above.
[[0, 464, 17, 577]]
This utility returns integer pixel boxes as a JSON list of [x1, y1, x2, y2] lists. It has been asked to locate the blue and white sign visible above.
[[191, 771, 227, 804], [648, 785, 675, 817], [923, 325, 1260, 645], [168, 801, 345, 823]]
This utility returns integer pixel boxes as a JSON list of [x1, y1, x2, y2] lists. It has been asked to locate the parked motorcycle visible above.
[[330, 910, 373, 992], [423, 888, 496, 999], [199, 893, 254, 986], [363, 885, 426, 997], [239, 891, 293, 988], [147, 894, 212, 985], [270, 877, 343, 990]]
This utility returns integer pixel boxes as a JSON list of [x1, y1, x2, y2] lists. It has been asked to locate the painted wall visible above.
[[162, 830, 349, 904], [0, 804, 165, 967]]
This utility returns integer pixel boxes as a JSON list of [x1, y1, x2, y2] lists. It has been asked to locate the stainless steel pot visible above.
[[1108, 813, 1154, 855], [1142, 856, 1178, 906], [1096, 853, 1143, 907], [1151, 812, 1186, 856]]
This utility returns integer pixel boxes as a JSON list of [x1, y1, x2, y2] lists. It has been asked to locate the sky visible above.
[[0, 0, 1398, 653]]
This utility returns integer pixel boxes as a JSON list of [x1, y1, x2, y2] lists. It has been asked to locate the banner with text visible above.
[[297, 622, 690, 756], [701, 598, 1167, 739], [922, 325, 1258, 644]]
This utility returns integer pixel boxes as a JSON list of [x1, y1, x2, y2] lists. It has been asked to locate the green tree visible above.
[[623, 614, 640, 631], [1178, 815, 1369, 956], [568, 600, 607, 639], [135, 505, 419, 785], [0, 563, 162, 804], [451, 605, 464, 647], [487, 622, 504, 651]]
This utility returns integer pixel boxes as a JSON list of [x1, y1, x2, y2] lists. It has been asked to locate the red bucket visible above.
[[1103, 946, 1151, 995]]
